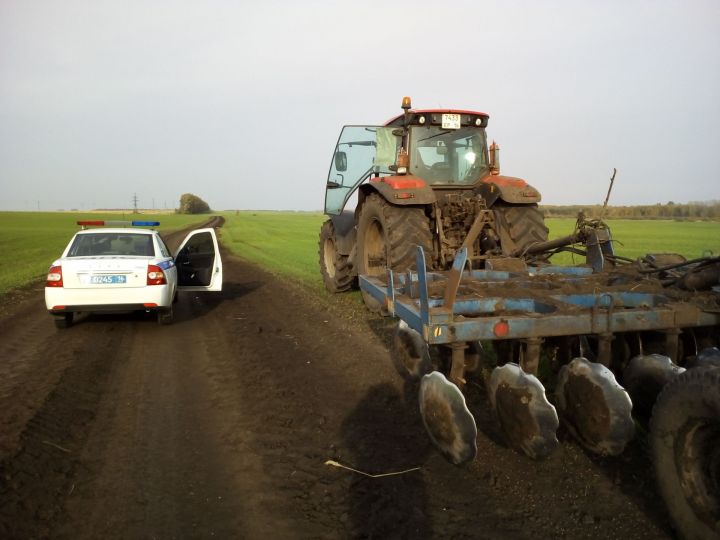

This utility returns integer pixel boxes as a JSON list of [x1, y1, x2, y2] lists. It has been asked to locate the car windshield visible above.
[[409, 126, 489, 185], [67, 233, 155, 257]]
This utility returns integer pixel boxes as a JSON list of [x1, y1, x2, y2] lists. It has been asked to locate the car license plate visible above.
[[442, 113, 461, 129], [89, 274, 126, 284]]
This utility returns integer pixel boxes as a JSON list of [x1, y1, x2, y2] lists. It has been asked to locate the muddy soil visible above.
[[0, 225, 677, 539]]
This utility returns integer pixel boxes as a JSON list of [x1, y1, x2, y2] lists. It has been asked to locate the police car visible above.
[[45, 220, 223, 328]]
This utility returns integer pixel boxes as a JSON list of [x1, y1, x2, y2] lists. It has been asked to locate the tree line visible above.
[[542, 201, 720, 220]]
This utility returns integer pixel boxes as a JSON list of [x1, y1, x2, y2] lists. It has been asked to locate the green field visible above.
[[220, 212, 720, 287], [220, 211, 326, 287], [0, 212, 210, 294], [2, 210, 719, 295], [544, 218, 720, 265]]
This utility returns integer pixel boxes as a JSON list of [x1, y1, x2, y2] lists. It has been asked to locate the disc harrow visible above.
[[360, 242, 720, 539]]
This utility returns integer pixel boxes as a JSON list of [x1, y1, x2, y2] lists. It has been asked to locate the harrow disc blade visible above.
[[419, 372, 477, 465], [622, 354, 685, 419], [556, 357, 635, 456], [392, 320, 432, 380], [488, 363, 559, 459]]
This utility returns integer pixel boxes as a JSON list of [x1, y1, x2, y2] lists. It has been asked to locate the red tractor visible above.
[[319, 97, 549, 310]]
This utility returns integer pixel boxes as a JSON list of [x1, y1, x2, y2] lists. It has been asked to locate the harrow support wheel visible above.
[[651, 366, 720, 540], [622, 354, 685, 421]]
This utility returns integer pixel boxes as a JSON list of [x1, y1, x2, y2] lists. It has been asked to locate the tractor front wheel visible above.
[[318, 220, 355, 293], [650, 366, 720, 540], [356, 194, 432, 312]]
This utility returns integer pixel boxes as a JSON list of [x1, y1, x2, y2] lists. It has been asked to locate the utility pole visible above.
[[132, 193, 139, 214]]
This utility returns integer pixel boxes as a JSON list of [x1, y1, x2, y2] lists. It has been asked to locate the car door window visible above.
[[176, 231, 216, 286]]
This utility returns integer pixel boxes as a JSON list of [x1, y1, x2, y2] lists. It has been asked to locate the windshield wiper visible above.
[[419, 129, 453, 142]]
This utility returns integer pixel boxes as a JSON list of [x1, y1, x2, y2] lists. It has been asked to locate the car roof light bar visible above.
[[76, 220, 161, 229]]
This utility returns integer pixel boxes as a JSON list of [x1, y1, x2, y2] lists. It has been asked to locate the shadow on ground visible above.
[[340, 382, 434, 539]]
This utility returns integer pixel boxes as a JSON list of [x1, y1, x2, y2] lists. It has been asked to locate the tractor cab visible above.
[[324, 99, 507, 216]]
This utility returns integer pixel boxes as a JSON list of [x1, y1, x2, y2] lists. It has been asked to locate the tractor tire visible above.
[[356, 193, 432, 312], [318, 219, 355, 293], [650, 366, 720, 540], [493, 203, 549, 258]]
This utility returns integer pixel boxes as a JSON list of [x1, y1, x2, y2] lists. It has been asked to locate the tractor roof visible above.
[[384, 108, 489, 126]]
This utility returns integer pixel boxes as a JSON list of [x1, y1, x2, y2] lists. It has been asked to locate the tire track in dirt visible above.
[[0, 318, 133, 539], [0, 219, 677, 539]]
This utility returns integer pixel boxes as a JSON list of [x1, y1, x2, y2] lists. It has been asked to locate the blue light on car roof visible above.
[[131, 221, 161, 226]]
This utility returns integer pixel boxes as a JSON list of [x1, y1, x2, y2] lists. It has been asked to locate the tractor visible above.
[[319, 96, 548, 311], [319, 98, 720, 540]]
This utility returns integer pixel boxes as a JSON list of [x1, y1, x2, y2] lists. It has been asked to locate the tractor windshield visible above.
[[409, 126, 489, 185]]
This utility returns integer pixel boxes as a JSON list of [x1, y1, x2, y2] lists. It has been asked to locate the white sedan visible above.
[[45, 220, 223, 328]]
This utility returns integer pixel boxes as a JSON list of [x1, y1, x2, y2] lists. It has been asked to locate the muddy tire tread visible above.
[[356, 194, 432, 311], [318, 220, 355, 293], [650, 366, 720, 540], [494, 203, 549, 256]]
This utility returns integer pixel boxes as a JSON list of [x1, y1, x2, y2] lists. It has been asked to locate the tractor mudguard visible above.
[[329, 211, 356, 256], [359, 175, 436, 207], [476, 175, 542, 205]]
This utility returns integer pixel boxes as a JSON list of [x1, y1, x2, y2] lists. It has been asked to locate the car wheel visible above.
[[157, 307, 174, 325], [54, 313, 73, 329]]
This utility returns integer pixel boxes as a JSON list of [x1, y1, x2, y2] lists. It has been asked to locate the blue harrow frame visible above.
[[359, 246, 720, 371]]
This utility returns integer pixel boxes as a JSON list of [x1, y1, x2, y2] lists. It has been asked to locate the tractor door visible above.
[[174, 228, 223, 291], [324, 125, 399, 215]]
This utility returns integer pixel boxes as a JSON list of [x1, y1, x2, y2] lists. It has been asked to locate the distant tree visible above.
[[178, 193, 210, 214]]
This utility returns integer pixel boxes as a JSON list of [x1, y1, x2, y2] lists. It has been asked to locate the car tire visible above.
[[157, 307, 174, 325], [650, 366, 720, 540], [53, 313, 73, 329]]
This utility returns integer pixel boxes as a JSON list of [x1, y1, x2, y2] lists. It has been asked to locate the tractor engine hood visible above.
[[477, 175, 542, 205]]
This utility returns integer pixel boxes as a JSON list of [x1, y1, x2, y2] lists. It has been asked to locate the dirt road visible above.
[[0, 226, 676, 539]]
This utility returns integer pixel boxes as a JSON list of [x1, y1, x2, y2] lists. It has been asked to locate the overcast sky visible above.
[[1, 0, 718, 211]]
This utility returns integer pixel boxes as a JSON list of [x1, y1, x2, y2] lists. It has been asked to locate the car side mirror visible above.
[[334, 151, 347, 172]]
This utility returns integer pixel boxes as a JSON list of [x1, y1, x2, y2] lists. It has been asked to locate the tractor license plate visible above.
[[86, 274, 127, 284], [442, 114, 461, 129]]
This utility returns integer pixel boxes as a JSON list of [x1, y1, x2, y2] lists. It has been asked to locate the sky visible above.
[[1, 0, 718, 211]]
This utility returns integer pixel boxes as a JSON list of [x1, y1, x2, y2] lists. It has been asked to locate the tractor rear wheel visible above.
[[318, 220, 355, 293], [493, 203, 549, 257], [650, 366, 720, 540], [356, 193, 432, 312]]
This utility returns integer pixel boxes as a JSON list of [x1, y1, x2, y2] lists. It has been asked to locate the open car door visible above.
[[174, 228, 223, 291]]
